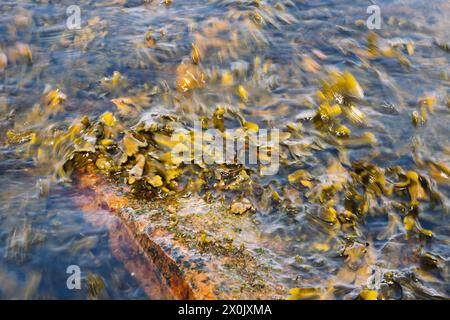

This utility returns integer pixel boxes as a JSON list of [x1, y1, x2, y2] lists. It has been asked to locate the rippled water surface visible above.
[[0, 0, 449, 299]]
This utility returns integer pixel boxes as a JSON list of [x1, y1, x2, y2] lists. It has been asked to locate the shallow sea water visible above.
[[0, 0, 449, 299]]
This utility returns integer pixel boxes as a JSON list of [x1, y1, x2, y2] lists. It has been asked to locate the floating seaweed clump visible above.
[[313, 71, 370, 142]]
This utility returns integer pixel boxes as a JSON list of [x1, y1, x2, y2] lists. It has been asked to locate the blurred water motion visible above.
[[0, 0, 449, 299]]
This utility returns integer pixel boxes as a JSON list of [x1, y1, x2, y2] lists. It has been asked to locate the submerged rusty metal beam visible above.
[[75, 168, 287, 300], [75, 171, 194, 300]]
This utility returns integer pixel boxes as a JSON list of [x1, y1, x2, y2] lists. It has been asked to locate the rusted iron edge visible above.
[[75, 170, 196, 300]]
